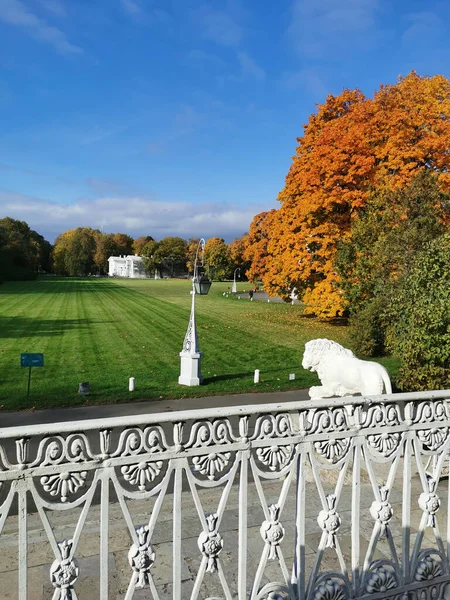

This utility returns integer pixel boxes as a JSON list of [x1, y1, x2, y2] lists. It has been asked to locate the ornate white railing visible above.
[[1, 390, 450, 599]]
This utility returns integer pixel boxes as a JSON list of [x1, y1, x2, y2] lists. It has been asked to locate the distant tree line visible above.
[[0, 218, 250, 281]]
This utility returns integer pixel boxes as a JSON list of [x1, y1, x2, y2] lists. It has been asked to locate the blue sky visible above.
[[1, 0, 450, 242]]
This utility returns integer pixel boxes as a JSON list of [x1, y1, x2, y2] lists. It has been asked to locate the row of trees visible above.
[[53, 229, 250, 279], [0, 221, 251, 280], [243, 71, 450, 391], [53, 229, 136, 276]]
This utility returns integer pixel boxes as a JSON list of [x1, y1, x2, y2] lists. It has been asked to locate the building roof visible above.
[[108, 255, 143, 262]]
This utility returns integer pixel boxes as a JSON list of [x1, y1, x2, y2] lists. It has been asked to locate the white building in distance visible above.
[[108, 255, 147, 278]]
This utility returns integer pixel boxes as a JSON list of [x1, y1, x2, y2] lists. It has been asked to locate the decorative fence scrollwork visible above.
[[1, 390, 450, 599]]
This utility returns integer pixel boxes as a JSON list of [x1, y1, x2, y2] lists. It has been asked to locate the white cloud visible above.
[[237, 51, 265, 81], [402, 12, 444, 46], [280, 67, 328, 99], [0, 0, 81, 54], [38, 0, 67, 18], [186, 49, 226, 69], [121, 0, 143, 17], [287, 0, 379, 58], [0, 190, 267, 242], [197, 6, 242, 47]]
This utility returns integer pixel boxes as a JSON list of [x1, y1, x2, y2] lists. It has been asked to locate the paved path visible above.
[[0, 388, 311, 428], [235, 291, 300, 304]]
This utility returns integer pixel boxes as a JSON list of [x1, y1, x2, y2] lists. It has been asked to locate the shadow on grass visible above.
[[298, 314, 349, 327], [0, 278, 123, 294], [203, 372, 253, 384], [0, 317, 113, 338], [203, 365, 301, 384]]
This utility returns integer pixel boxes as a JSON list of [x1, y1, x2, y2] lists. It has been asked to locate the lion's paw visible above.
[[309, 386, 325, 399]]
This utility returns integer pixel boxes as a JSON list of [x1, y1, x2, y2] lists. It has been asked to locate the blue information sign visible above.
[[20, 353, 44, 368]]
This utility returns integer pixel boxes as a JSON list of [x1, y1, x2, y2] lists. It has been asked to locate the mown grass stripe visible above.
[[0, 277, 397, 411]]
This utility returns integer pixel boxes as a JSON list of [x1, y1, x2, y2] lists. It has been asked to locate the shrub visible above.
[[348, 295, 388, 357], [385, 233, 450, 391]]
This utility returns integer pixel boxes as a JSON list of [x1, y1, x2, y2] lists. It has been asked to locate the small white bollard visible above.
[[289, 373, 295, 381], [129, 377, 135, 392], [267, 299, 270, 303], [254, 369, 260, 384]]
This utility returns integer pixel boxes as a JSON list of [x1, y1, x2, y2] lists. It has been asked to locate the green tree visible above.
[[141, 239, 159, 275], [93, 233, 118, 275], [54, 227, 98, 276], [142, 237, 188, 278], [385, 233, 450, 390], [0, 217, 52, 280], [335, 171, 450, 355], [204, 237, 232, 280], [64, 228, 97, 276]]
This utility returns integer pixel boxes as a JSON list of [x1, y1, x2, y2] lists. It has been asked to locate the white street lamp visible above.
[[231, 267, 241, 293], [178, 238, 212, 386]]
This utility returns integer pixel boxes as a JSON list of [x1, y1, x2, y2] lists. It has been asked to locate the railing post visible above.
[[100, 468, 110, 600], [402, 434, 412, 584], [17, 481, 27, 600], [238, 448, 249, 599], [173, 459, 183, 599], [352, 437, 362, 594], [294, 448, 306, 600]]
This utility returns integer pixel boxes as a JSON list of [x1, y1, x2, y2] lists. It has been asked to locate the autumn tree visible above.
[[133, 236, 154, 255], [53, 230, 73, 275], [93, 233, 118, 275], [229, 234, 250, 279], [112, 233, 134, 256], [257, 72, 450, 317], [186, 238, 201, 274], [204, 237, 232, 280], [243, 210, 277, 283]]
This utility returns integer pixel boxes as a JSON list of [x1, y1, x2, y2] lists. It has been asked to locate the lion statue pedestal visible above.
[[302, 338, 392, 399]]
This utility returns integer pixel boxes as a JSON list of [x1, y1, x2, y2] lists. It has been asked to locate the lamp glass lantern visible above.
[[193, 269, 212, 296]]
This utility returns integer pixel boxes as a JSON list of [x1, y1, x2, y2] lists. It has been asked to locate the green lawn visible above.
[[0, 277, 398, 411]]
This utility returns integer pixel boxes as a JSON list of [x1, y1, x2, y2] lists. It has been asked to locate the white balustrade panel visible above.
[[1, 390, 450, 599]]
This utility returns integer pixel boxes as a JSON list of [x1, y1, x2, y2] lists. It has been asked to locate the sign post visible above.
[[20, 353, 44, 400]]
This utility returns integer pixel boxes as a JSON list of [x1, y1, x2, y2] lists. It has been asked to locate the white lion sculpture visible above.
[[302, 338, 392, 399]]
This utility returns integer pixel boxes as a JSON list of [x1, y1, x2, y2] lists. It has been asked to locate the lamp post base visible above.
[[178, 352, 203, 386]]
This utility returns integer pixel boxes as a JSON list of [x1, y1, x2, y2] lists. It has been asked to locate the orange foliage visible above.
[[243, 210, 277, 282], [229, 234, 248, 266], [251, 72, 450, 317]]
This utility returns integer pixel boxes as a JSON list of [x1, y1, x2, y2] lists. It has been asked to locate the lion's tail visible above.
[[381, 368, 392, 394]]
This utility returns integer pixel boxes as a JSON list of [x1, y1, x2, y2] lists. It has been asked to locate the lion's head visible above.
[[302, 338, 354, 372]]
